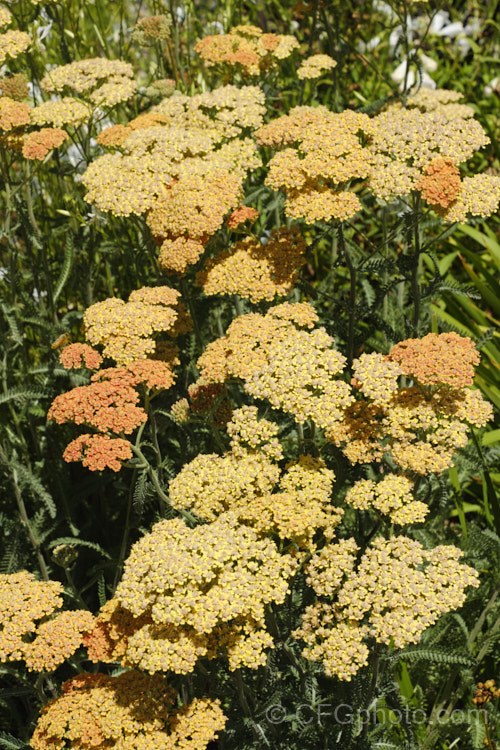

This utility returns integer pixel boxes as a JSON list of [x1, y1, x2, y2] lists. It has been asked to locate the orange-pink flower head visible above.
[[389, 332, 480, 388]]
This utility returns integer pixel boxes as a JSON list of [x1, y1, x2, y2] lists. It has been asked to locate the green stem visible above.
[[0, 446, 49, 580], [338, 223, 356, 366]]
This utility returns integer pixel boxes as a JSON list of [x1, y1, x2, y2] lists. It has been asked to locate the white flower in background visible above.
[[484, 77, 500, 96], [391, 51, 437, 90]]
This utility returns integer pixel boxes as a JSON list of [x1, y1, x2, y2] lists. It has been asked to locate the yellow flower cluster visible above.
[[367, 95, 499, 218], [83, 285, 190, 365], [0, 572, 63, 662], [105, 512, 297, 672], [0, 7, 12, 27], [30, 671, 226, 750], [293, 605, 369, 681], [297, 54, 337, 79], [294, 536, 479, 678], [40, 57, 137, 107], [198, 303, 354, 430], [169, 435, 342, 548], [0, 29, 30, 64], [23, 610, 95, 671], [195, 25, 299, 76], [84, 86, 264, 270], [330, 335, 492, 474], [345, 475, 429, 524], [147, 170, 242, 242], [30, 97, 92, 128], [258, 107, 373, 223], [196, 226, 307, 302], [441, 173, 500, 223]]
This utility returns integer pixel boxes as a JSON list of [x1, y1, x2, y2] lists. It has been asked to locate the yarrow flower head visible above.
[[30, 97, 92, 128], [22, 127, 67, 160], [197, 303, 354, 431], [329, 334, 492, 474], [196, 226, 307, 303], [104, 512, 298, 672], [59, 343, 103, 370], [83, 285, 190, 365], [258, 107, 373, 224], [195, 25, 299, 77], [297, 54, 337, 79], [0, 30, 30, 64], [388, 332, 480, 388], [30, 671, 226, 750], [40, 57, 137, 107], [0, 97, 30, 131], [0, 73, 30, 101], [345, 475, 429, 525], [293, 536, 479, 679], [131, 15, 171, 45]]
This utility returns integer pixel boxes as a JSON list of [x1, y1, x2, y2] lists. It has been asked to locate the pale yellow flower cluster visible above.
[[195, 24, 299, 77], [83, 285, 190, 365], [83, 85, 264, 271], [197, 303, 354, 430], [294, 536, 479, 678], [226, 405, 284, 459], [297, 54, 337, 80], [345, 474, 429, 524], [108, 512, 297, 672], [0, 7, 12, 27], [40, 57, 137, 107], [0, 29, 30, 64], [406, 88, 475, 119], [337, 537, 479, 647], [257, 107, 373, 223], [169, 414, 342, 547], [30, 671, 226, 750], [196, 226, 307, 302], [351, 352, 402, 404], [30, 97, 92, 128], [367, 94, 500, 218]]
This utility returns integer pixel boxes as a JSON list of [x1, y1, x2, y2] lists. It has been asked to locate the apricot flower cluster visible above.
[[194, 24, 299, 77], [30, 671, 226, 750], [48, 287, 185, 471], [330, 337, 492, 474]]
